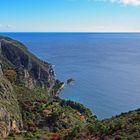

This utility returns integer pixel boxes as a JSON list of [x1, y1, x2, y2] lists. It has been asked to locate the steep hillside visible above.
[[0, 65, 23, 138], [0, 36, 55, 91], [68, 108, 140, 140], [0, 36, 94, 139]]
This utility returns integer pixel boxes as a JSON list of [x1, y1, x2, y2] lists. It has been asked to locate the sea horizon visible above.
[[1, 32, 140, 34]]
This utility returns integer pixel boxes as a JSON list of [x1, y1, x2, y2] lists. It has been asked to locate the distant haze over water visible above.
[[1, 32, 140, 119]]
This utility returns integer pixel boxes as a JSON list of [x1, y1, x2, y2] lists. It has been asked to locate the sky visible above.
[[0, 0, 140, 32]]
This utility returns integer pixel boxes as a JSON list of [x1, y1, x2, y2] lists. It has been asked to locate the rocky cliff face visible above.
[[0, 36, 55, 91], [0, 36, 57, 138], [0, 65, 23, 138]]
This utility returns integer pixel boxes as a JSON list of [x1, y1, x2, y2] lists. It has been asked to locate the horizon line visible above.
[[0, 31, 140, 34]]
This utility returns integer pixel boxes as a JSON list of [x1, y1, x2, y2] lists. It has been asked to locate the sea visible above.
[[1, 32, 140, 119]]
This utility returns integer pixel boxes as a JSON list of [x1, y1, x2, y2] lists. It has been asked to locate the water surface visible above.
[[1, 32, 140, 119]]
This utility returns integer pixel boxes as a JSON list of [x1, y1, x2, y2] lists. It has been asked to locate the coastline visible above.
[[1, 32, 140, 119]]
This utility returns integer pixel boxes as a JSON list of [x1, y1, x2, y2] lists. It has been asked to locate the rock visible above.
[[0, 73, 23, 138], [0, 36, 57, 138], [0, 36, 55, 92], [67, 78, 75, 85]]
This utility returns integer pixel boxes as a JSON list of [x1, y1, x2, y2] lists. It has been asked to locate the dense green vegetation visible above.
[[7, 82, 140, 140], [7, 84, 95, 140], [70, 108, 140, 140]]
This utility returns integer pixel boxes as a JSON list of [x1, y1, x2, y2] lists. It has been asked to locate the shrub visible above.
[[3, 69, 17, 83]]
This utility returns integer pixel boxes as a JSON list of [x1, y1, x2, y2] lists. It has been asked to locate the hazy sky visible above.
[[0, 0, 140, 32]]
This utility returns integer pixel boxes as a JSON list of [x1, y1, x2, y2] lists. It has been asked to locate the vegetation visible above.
[[7, 83, 140, 140], [52, 80, 64, 95], [3, 69, 17, 83]]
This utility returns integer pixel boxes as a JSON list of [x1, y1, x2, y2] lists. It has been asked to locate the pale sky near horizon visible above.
[[0, 0, 140, 32]]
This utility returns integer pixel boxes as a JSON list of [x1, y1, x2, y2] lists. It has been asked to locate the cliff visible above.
[[0, 36, 55, 91], [0, 66, 23, 138], [0, 36, 64, 138]]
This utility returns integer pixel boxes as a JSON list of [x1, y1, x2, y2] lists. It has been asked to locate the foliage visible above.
[[52, 80, 64, 94], [3, 69, 17, 83]]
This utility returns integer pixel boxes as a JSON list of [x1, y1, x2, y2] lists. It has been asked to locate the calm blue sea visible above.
[[1, 32, 140, 119]]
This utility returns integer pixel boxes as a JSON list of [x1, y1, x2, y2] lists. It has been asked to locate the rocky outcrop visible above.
[[0, 36, 55, 91]]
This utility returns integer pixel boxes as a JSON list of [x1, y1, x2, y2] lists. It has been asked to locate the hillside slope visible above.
[[0, 36, 55, 91], [0, 65, 23, 138]]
